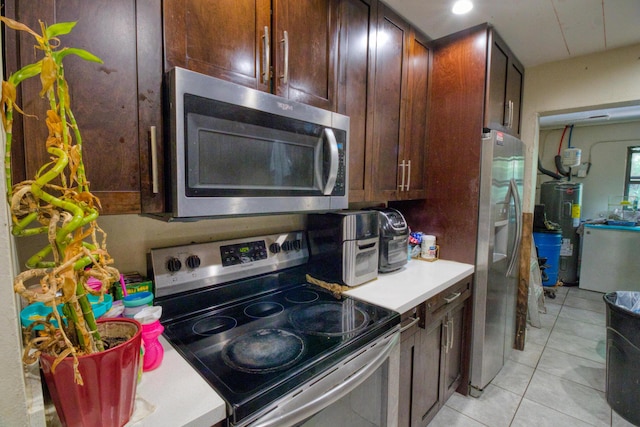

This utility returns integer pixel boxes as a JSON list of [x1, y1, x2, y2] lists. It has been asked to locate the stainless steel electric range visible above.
[[150, 231, 400, 427]]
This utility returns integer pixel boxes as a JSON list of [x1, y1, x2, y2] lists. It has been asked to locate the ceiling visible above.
[[383, 0, 640, 68], [384, 0, 640, 127]]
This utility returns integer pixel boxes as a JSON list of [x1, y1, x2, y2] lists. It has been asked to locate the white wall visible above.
[[538, 122, 640, 220], [520, 43, 640, 212], [0, 24, 40, 425], [0, 160, 34, 427]]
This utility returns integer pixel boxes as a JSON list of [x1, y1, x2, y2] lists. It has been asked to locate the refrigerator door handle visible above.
[[506, 178, 522, 278]]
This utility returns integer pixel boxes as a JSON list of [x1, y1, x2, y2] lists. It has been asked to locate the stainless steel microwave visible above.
[[161, 67, 349, 220]]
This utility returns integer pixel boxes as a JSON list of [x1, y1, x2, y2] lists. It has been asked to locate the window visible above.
[[625, 146, 640, 200]]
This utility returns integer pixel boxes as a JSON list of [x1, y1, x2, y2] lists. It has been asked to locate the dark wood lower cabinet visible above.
[[398, 275, 472, 427]]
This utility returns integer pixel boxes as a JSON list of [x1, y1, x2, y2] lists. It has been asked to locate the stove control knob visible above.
[[269, 243, 281, 254], [281, 241, 292, 252], [166, 257, 182, 273], [292, 239, 302, 250], [186, 255, 201, 269]]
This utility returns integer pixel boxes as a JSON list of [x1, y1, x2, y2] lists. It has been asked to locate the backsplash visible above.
[[15, 213, 306, 276]]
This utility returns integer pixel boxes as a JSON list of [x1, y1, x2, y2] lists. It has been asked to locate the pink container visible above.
[[140, 320, 164, 371]]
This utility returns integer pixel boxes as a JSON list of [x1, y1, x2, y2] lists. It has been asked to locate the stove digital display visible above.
[[221, 240, 268, 266]]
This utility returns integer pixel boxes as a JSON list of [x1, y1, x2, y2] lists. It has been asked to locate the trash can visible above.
[[604, 291, 640, 426], [533, 230, 562, 287]]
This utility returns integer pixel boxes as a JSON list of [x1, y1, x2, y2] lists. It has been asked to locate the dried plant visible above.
[[1, 17, 120, 384]]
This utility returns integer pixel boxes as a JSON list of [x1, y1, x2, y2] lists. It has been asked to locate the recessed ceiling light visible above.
[[452, 0, 473, 15]]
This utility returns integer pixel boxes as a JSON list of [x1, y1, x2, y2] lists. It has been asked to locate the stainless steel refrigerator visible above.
[[470, 129, 525, 394]]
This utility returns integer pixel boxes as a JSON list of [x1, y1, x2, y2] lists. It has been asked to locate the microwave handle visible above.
[[322, 128, 340, 195]]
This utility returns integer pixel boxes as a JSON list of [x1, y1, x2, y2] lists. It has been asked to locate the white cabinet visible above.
[[579, 224, 640, 293]]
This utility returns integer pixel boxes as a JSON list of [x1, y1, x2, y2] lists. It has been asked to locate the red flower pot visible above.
[[40, 318, 142, 427]]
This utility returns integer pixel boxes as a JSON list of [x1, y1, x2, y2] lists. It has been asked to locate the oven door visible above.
[[242, 328, 400, 427]]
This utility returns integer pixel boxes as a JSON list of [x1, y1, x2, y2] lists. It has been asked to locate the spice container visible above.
[[421, 235, 437, 260]]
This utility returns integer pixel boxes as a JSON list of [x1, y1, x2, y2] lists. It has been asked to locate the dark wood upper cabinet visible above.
[[336, 0, 377, 202], [402, 32, 430, 200], [368, 4, 409, 202], [163, 0, 271, 92], [336, 0, 430, 204], [163, 0, 339, 111], [485, 30, 524, 136], [367, 4, 430, 202], [272, 0, 339, 110], [4, 0, 164, 215]]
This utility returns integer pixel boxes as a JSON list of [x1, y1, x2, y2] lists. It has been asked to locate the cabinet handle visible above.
[[509, 101, 513, 127], [505, 100, 510, 127], [509, 101, 513, 128], [398, 160, 406, 191], [444, 291, 461, 304], [150, 126, 159, 194], [509, 100, 514, 128], [405, 160, 411, 191], [262, 26, 270, 84], [400, 316, 420, 333], [281, 30, 289, 84], [448, 318, 454, 350], [443, 321, 449, 353]]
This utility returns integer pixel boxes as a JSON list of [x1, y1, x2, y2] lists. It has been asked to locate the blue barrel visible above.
[[533, 231, 562, 287]]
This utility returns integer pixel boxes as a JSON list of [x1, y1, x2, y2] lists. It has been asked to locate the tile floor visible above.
[[428, 286, 637, 427]]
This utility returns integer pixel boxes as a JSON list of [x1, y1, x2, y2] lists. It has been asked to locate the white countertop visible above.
[[127, 336, 226, 427], [129, 258, 473, 426], [343, 258, 475, 314]]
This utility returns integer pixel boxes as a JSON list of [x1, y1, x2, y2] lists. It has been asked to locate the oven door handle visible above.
[[249, 329, 400, 427]]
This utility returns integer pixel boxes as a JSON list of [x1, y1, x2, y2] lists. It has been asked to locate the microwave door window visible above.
[[186, 113, 321, 195]]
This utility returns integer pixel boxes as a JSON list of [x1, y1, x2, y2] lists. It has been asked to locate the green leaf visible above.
[[45, 21, 77, 39], [8, 61, 42, 86], [54, 48, 103, 65]]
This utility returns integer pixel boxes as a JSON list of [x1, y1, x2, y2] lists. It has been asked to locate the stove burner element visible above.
[[192, 316, 237, 336], [244, 302, 284, 318], [289, 302, 370, 336], [284, 289, 319, 304], [222, 329, 305, 373]]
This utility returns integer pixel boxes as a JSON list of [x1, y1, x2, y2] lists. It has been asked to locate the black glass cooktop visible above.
[[158, 270, 399, 425]]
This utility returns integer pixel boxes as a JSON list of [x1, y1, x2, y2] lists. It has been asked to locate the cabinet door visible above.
[[399, 309, 443, 427], [486, 36, 508, 131], [164, 0, 271, 92], [368, 4, 409, 202], [505, 60, 524, 135], [337, 0, 376, 202], [443, 301, 466, 401], [273, 0, 339, 110], [5, 0, 162, 214], [413, 316, 445, 427], [485, 30, 523, 136], [402, 31, 430, 200]]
